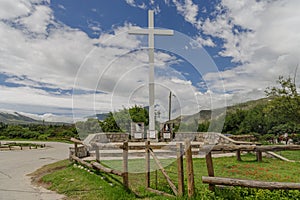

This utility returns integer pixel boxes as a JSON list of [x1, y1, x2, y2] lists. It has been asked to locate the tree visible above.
[[197, 121, 210, 132], [265, 76, 297, 97], [99, 106, 149, 133], [99, 112, 123, 132], [222, 109, 247, 134], [221, 76, 300, 138], [265, 76, 300, 125]]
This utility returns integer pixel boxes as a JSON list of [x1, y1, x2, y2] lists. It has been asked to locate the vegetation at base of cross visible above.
[[0, 123, 78, 141], [75, 105, 149, 135], [40, 153, 300, 199]]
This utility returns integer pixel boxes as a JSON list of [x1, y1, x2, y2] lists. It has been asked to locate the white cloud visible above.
[[125, 0, 147, 10], [196, 36, 215, 47], [58, 4, 66, 10], [19, 5, 53, 34], [0, 0, 31, 19], [0, 1, 205, 120], [172, 0, 201, 28], [201, 0, 300, 101], [125, 0, 135, 7], [87, 20, 101, 33]]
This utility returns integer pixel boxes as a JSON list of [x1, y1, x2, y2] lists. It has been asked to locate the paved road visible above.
[[0, 141, 72, 200]]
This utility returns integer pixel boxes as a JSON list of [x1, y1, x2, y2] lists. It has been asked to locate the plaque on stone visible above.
[[149, 130, 156, 138], [163, 132, 171, 139], [162, 124, 172, 139], [131, 122, 144, 139]]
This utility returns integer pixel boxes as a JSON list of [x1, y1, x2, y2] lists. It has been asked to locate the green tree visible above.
[[197, 120, 210, 132], [222, 76, 300, 138], [99, 106, 149, 133], [99, 112, 123, 132], [265, 76, 300, 125], [222, 109, 247, 134], [265, 76, 297, 97]]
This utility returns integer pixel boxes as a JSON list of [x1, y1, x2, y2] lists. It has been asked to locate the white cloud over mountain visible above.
[[0, 0, 217, 122], [1, 0, 299, 122]]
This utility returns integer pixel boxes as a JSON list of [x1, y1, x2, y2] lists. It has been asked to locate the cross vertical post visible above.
[[128, 10, 174, 140]]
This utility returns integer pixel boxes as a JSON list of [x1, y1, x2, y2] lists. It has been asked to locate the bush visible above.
[[38, 134, 49, 140]]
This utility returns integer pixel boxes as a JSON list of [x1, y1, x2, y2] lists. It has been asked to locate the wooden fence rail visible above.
[[203, 144, 300, 191], [149, 149, 178, 196], [200, 144, 300, 152], [202, 176, 300, 190], [92, 162, 123, 177]]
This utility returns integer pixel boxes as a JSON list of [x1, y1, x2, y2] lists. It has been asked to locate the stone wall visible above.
[[86, 132, 129, 143], [174, 132, 234, 145], [69, 145, 89, 158], [84, 132, 236, 145], [229, 135, 256, 142]]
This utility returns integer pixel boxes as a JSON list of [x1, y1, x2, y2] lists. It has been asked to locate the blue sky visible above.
[[0, 0, 299, 122]]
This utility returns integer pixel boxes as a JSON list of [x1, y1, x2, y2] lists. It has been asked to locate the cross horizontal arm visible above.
[[128, 29, 174, 36], [128, 29, 150, 35], [153, 29, 174, 36]]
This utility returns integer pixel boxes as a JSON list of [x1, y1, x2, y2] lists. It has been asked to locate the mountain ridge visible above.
[[0, 109, 71, 125]]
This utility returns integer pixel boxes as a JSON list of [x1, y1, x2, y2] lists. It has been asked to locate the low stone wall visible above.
[[88, 132, 129, 143], [69, 146, 89, 158], [174, 132, 234, 145], [229, 135, 256, 142], [84, 132, 235, 146]]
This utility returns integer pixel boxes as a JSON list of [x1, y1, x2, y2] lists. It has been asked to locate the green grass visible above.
[[39, 154, 300, 199], [42, 161, 137, 200], [277, 151, 300, 161]]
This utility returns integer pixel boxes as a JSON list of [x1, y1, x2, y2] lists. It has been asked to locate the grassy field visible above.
[[37, 153, 300, 200], [277, 151, 300, 161]]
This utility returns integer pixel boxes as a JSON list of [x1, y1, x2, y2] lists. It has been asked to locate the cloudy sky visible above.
[[0, 0, 299, 122]]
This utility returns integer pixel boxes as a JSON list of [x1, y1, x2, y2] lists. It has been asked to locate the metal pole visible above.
[[168, 91, 172, 121]]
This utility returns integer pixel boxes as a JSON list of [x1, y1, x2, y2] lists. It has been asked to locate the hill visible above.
[[168, 97, 272, 125], [0, 110, 70, 125]]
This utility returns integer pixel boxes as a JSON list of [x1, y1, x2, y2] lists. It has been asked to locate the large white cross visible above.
[[128, 10, 174, 139]]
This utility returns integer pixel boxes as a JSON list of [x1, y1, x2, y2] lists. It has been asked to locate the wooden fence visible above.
[[70, 138, 196, 197], [202, 144, 300, 191], [70, 138, 129, 188], [71, 137, 300, 197]]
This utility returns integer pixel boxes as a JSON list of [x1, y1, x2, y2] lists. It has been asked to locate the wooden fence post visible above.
[[205, 151, 215, 191], [256, 150, 262, 162], [185, 140, 195, 197], [145, 141, 150, 188], [74, 143, 78, 157], [95, 145, 100, 162], [177, 143, 184, 196], [123, 141, 129, 189], [236, 150, 242, 161]]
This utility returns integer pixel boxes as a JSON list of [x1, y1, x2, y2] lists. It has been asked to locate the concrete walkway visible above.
[[0, 141, 72, 200]]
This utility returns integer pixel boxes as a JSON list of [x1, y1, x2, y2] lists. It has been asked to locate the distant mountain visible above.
[[168, 97, 272, 124], [96, 113, 109, 121], [0, 110, 41, 124], [0, 109, 71, 124], [88, 98, 272, 125]]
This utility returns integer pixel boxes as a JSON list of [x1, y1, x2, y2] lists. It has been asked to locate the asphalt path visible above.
[[0, 141, 72, 200]]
